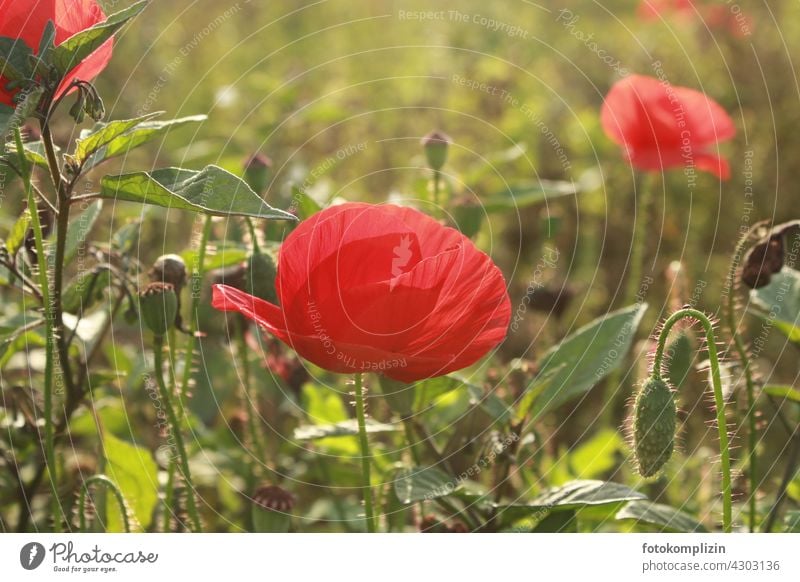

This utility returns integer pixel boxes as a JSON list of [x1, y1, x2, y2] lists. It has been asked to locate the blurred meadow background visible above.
[[2, 0, 800, 531]]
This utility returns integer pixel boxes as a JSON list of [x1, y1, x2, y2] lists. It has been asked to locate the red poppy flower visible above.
[[212, 202, 511, 383], [601, 74, 735, 179], [638, 0, 696, 21], [0, 0, 113, 107]]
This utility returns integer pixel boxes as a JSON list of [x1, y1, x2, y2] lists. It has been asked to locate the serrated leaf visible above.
[[74, 111, 162, 163], [5, 209, 31, 257], [481, 180, 577, 213], [81, 114, 206, 169], [531, 304, 647, 419], [51, 1, 148, 75], [394, 466, 456, 504], [99, 165, 296, 220], [616, 501, 707, 532], [102, 432, 158, 532], [294, 418, 397, 440]]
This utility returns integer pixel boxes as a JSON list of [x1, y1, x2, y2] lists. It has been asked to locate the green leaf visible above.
[[294, 418, 397, 440], [531, 304, 647, 419], [4, 209, 31, 257], [74, 111, 162, 163], [751, 268, 800, 343], [62, 269, 112, 314], [102, 432, 158, 532], [51, 1, 148, 75], [465, 381, 513, 424], [1, 86, 44, 139], [568, 429, 625, 479], [291, 186, 322, 220], [394, 466, 456, 504], [0, 36, 34, 81], [616, 501, 708, 532], [301, 384, 347, 424], [99, 166, 296, 220], [80, 114, 207, 169], [762, 384, 800, 404], [5, 140, 60, 169], [182, 245, 248, 271], [481, 180, 577, 213]]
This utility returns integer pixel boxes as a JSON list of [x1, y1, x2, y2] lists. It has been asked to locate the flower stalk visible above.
[[353, 373, 376, 532], [650, 308, 732, 532]]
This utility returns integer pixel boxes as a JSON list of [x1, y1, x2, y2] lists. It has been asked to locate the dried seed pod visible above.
[[631, 376, 676, 478], [150, 254, 188, 291], [741, 236, 783, 289]]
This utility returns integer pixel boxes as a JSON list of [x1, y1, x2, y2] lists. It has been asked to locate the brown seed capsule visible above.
[[741, 236, 783, 289], [150, 254, 188, 291]]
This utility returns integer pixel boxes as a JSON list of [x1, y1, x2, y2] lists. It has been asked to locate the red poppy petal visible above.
[[212, 284, 289, 342], [673, 84, 736, 145], [694, 151, 731, 180]]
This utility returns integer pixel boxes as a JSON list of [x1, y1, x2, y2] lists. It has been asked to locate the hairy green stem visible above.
[[153, 334, 202, 532], [179, 215, 212, 399], [723, 228, 760, 532], [237, 320, 267, 476], [353, 373, 376, 532], [652, 308, 732, 533], [78, 475, 130, 533], [14, 127, 61, 531]]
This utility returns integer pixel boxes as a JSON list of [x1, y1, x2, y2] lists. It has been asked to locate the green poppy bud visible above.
[[632, 376, 677, 478], [421, 130, 451, 172], [251, 484, 295, 533], [243, 152, 273, 195], [245, 252, 278, 304], [150, 254, 188, 291], [139, 282, 178, 337]]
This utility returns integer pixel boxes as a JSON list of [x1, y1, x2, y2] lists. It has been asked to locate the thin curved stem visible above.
[[723, 226, 762, 532], [78, 475, 130, 533], [652, 308, 732, 533], [353, 373, 376, 532], [15, 127, 61, 531], [153, 334, 202, 532]]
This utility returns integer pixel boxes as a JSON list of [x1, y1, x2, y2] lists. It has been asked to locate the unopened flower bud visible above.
[[631, 376, 676, 478], [245, 252, 278, 304], [251, 484, 295, 533], [150, 254, 188, 291], [243, 152, 273, 194], [421, 130, 451, 172], [139, 282, 178, 337]]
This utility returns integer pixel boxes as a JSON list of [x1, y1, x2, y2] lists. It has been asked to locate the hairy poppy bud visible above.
[[251, 484, 295, 533], [421, 130, 451, 172], [150, 254, 188, 291], [632, 376, 676, 478], [139, 282, 178, 337], [245, 252, 278, 304], [243, 152, 273, 195]]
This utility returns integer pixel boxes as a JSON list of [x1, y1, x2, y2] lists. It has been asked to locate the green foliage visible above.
[[100, 166, 296, 219], [102, 433, 158, 532]]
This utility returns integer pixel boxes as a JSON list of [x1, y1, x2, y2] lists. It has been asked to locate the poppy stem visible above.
[[624, 172, 656, 306], [353, 372, 377, 532], [432, 170, 442, 209], [152, 334, 203, 532], [723, 226, 760, 532], [652, 308, 732, 533], [14, 127, 61, 531]]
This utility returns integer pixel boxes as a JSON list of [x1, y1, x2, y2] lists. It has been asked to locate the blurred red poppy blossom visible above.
[[638, 1, 752, 37], [0, 0, 113, 107], [601, 74, 735, 179], [213, 203, 511, 383]]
